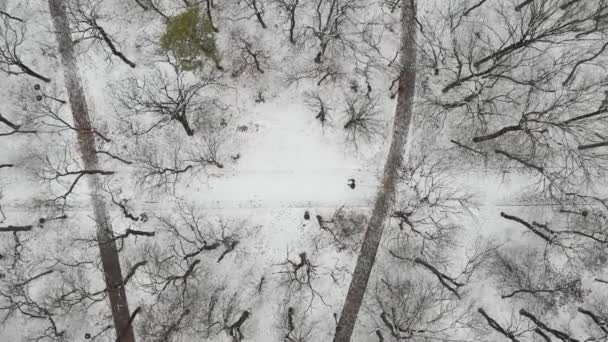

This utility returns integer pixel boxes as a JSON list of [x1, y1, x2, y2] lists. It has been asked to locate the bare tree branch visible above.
[[0, 225, 33, 232], [478, 308, 520, 342], [519, 309, 579, 342]]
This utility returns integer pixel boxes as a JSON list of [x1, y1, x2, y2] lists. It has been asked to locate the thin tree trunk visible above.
[[47, 1, 135, 341], [333, 1, 417, 341]]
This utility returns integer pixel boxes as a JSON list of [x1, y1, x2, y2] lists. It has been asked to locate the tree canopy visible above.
[[159, 7, 221, 71]]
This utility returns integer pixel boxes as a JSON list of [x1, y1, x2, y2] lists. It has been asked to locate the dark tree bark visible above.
[[0, 225, 32, 232], [287, 0, 298, 44], [472, 125, 521, 142], [205, 0, 219, 32], [248, 0, 267, 29], [47, 1, 135, 341], [519, 309, 579, 342], [96, 25, 136, 68], [175, 114, 194, 136], [0, 10, 23, 22], [333, 1, 417, 340], [478, 308, 520, 342], [14, 61, 52, 83]]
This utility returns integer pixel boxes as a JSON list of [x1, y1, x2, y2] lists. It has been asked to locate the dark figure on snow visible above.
[[347, 179, 356, 189]]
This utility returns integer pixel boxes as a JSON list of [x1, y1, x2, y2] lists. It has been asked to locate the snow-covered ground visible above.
[[3, 1, 608, 341]]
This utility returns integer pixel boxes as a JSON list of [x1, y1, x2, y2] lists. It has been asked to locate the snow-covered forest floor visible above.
[[2, 0, 608, 341]]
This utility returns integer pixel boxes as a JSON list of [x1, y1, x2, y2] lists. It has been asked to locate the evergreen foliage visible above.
[[159, 7, 221, 71]]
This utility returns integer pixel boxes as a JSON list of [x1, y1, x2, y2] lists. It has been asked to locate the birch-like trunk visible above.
[[47, 1, 135, 341], [333, 1, 417, 341]]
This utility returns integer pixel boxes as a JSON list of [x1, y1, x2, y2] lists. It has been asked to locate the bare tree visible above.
[[131, 0, 168, 18], [431, 0, 608, 195], [133, 215, 253, 342], [242, 0, 268, 29], [370, 272, 478, 341], [307, 0, 363, 65], [475, 305, 608, 342], [413, 3, 608, 341], [0, 15, 51, 82], [273, 0, 301, 44], [304, 90, 332, 126], [313, 206, 367, 253], [67, 0, 137, 68], [276, 250, 329, 311], [125, 134, 223, 193], [227, 28, 270, 78], [0, 111, 37, 136], [156, 203, 246, 263], [0, 197, 126, 342], [114, 55, 224, 137], [48, 1, 135, 340], [280, 305, 319, 342], [334, 1, 417, 340], [280, 0, 381, 89], [488, 247, 585, 312], [342, 94, 383, 147]]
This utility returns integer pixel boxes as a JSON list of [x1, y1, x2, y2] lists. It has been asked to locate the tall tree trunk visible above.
[[47, 1, 135, 341], [333, 1, 417, 341]]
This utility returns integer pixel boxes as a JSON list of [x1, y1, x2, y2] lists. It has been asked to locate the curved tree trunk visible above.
[[333, 1, 417, 341], [47, 1, 135, 341]]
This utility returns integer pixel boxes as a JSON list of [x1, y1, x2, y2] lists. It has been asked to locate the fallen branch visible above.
[[472, 125, 522, 142], [217, 240, 239, 263], [14, 270, 54, 287], [121, 261, 147, 287], [577, 308, 608, 335], [514, 0, 533, 11], [495, 149, 544, 173], [519, 309, 579, 342], [450, 139, 485, 155], [96, 25, 136, 68], [0, 10, 23, 22], [578, 141, 608, 151], [184, 241, 221, 260], [0, 225, 33, 232], [414, 257, 463, 299], [463, 0, 488, 16], [478, 308, 520, 342], [228, 310, 250, 341], [500, 212, 553, 243], [96, 150, 133, 165]]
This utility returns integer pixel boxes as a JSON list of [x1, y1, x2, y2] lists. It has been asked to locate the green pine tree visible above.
[[160, 7, 222, 71]]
